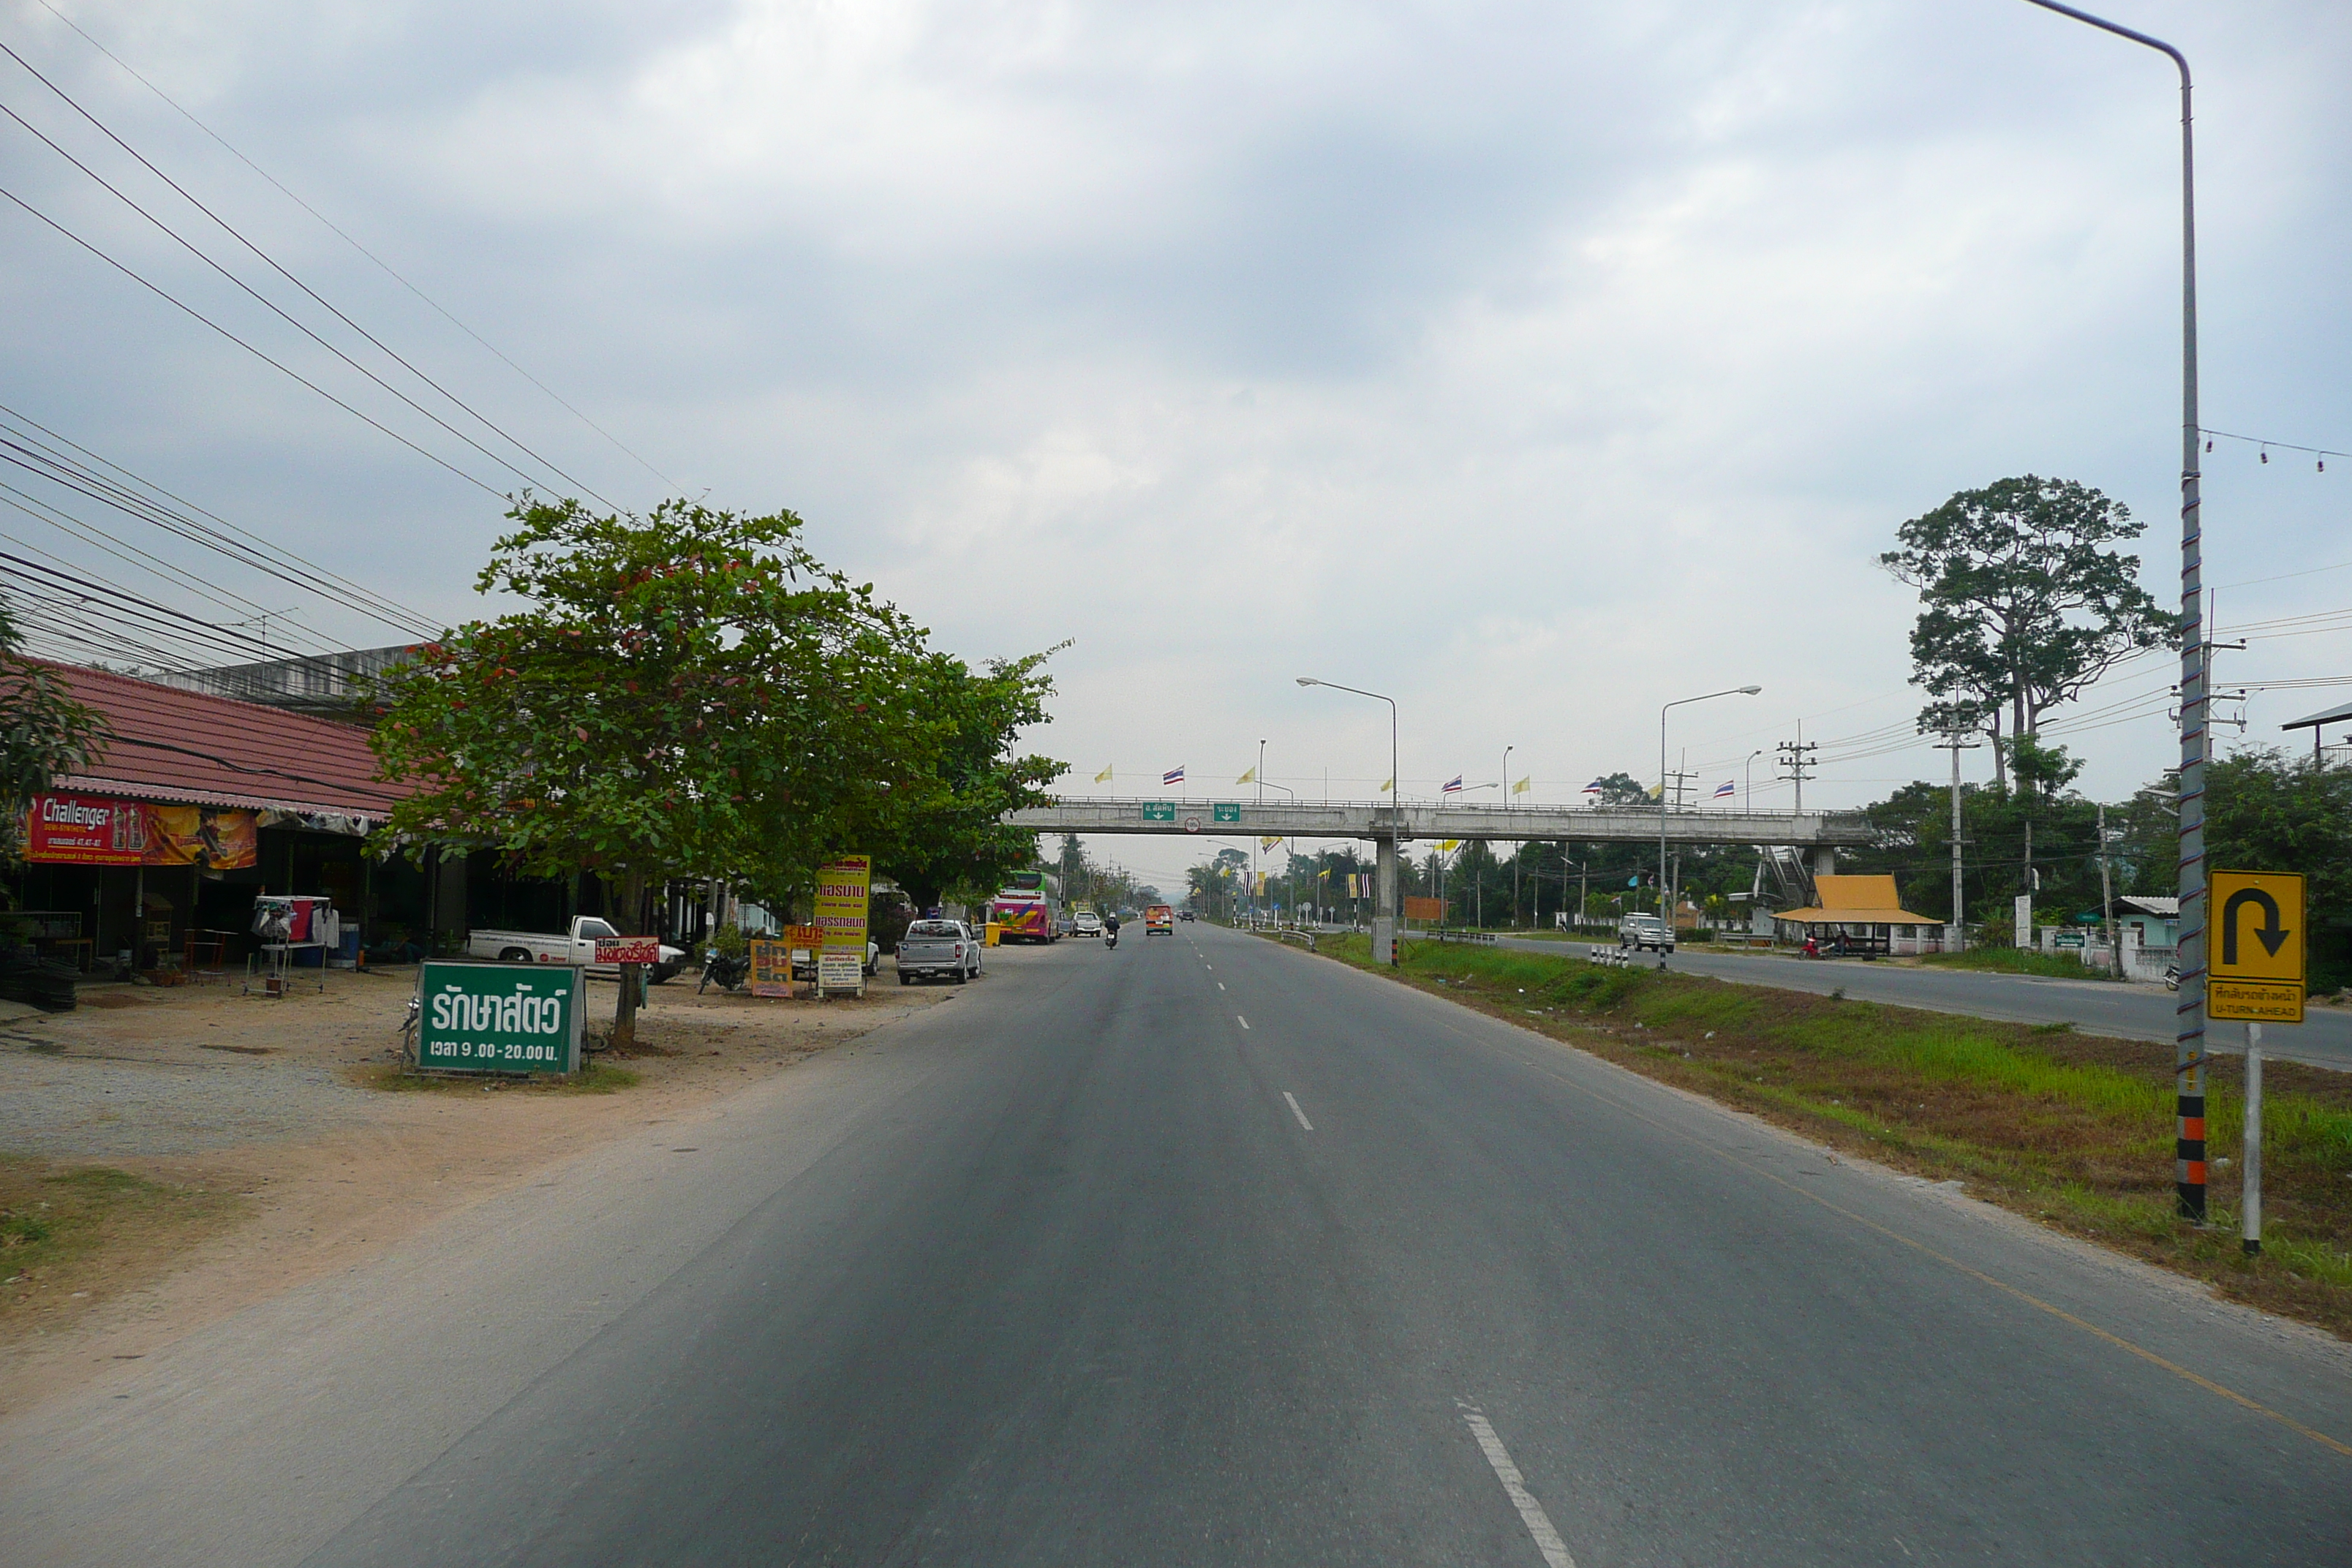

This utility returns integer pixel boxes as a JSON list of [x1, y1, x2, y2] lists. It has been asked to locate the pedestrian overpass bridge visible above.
[[1003, 796, 1874, 963]]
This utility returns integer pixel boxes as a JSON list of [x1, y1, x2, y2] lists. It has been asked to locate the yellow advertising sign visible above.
[[749, 939, 794, 998], [813, 856, 872, 951], [2208, 870, 2304, 1023]]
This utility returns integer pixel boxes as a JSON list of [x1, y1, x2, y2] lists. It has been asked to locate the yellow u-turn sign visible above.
[[2207, 870, 2304, 1023]]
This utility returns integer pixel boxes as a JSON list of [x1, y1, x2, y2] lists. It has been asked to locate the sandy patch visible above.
[[0, 965, 949, 1414]]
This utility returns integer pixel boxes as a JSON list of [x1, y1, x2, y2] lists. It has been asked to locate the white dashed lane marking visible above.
[[1460, 1404, 1575, 1567], [1282, 1092, 1313, 1131]]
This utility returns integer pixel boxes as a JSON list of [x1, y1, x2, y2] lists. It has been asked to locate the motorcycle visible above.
[[1104, 927, 1120, 950], [698, 946, 750, 992], [2163, 963, 2180, 992]]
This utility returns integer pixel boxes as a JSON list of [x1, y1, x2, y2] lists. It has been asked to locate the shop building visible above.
[[10, 665, 437, 975]]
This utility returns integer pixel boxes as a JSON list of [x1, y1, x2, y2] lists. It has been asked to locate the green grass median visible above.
[[1301, 932, 2352, 1339]]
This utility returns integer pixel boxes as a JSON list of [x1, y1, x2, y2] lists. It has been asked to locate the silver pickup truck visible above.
[[894, 919, 984, 985]]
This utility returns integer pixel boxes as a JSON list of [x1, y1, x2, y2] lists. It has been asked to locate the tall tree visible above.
[[371, 497, 1045, 1043], [1882, 476, 2175, 788], [0, 598, 108, 867]]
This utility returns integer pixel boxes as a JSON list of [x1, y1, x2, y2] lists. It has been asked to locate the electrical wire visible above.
[[29, 0, 682, 494], [0, 178, 512, 503], [0, 89, 604, 507]]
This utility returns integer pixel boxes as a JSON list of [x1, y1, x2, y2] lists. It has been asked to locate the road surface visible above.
[[1452, 933, 2352, 1071], [7, 925, 2349, 1565]]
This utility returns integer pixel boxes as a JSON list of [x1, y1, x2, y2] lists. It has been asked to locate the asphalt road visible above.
[[1454, 933, 2352, 1072], [9, 926, 2352, 1565]]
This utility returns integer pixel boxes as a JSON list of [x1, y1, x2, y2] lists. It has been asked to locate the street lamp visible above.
[[1300, 676, 1401, 961], [1662, 687, 1761, 942], [1746, 749, 1763, 813], [2018, 1, 2206, 1225]]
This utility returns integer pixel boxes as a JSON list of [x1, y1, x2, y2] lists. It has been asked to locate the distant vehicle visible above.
[[895, 919, 984, 984], [987, 870, 1060, 943], [1073, 911, 1104, 938], [1179, 909, 1197, 923], [1055, 916, 1074, 938], [469, 916, 685, 984], [1145, 904, 1175, 935], [1617, 913, 1674, 955]]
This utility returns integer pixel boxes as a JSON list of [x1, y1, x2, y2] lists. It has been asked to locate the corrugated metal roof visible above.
[[2283, 698, 2352, 731], [41, 663, 407, 821]]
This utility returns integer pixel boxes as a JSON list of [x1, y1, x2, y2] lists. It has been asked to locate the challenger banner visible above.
[[24, 793, 259, 869]]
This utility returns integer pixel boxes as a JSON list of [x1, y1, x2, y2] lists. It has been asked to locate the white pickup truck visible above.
[[468, 916, 687, 984]]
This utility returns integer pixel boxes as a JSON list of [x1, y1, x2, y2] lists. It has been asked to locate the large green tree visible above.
[[370, 497, 1057, 1039], [1882, 476, 2175, 789]]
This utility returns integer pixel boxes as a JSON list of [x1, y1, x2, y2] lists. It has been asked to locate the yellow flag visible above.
[[1094, 764, 1113, 783], [1262, 835, 1284, 851], [1648, 783, 1663, 801], [1512, 776, 1531, 796], [1379, 777, 1394, 793], [1237, 765, 1256, 785], [1439, 840, 1461, 853]]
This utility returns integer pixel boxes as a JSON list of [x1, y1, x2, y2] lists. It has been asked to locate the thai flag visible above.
[[1581, 778, 1605, 795], [1442, 776, 1463, 794], [1714, 780, 1736, 799], [1163, 766, 1185, 786]]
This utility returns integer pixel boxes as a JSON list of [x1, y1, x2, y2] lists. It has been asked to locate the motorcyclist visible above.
[[1104, 912, 1122, 948]]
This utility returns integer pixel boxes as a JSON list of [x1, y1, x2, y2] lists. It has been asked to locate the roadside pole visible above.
[[2242, 1022, 2264, 1256]]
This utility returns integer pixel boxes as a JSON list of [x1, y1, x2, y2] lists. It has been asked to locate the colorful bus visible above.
[[987, 870, 1061, 943]]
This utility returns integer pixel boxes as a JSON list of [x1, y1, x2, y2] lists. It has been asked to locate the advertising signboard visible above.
[[750, 939, 793, 998], [594, 936, 663, 965], [23, 793, 258, 869], [2208, 870, 2305, 1023], [415, 960, 581, 1074], [814, 856, 870, 997]]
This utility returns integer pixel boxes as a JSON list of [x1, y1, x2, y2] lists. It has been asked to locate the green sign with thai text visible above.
[[1213, 803, 1242, 822], [416, 960, 582, 1074], [1142, 802, 1177, 821]]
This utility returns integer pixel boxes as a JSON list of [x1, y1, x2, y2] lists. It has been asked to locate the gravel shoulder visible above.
[[0, 965, 951, 1414]]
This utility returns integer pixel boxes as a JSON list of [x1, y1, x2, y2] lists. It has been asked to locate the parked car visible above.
[[1072, 911, 1103, 938], [894, 919, 984, 984], [468, 916, 686, 983], [1617, 913, 1674, 955]]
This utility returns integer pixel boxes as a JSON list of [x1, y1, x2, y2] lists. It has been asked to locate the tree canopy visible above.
[[369, 497, 1062, 914], [0, 596, 107, 865], [1882, 476, 2175, 787]]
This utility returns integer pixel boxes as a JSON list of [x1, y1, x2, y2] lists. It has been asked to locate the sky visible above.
[[2, 0, 2346, 897]]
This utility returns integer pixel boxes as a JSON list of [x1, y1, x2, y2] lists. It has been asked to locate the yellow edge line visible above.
[[1379, 968, 2352, 1461]]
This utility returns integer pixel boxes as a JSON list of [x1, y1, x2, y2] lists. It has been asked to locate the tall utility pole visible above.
[[2098, 802, 2117, 976], [1935, 732, 1981, 951], [1777, 733, 1818, 813], [2021, 0, 2206, 1221]]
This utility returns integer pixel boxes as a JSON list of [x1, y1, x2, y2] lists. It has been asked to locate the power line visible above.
[[0, 85, 606, 507], [28, 0, 682, 494], [0, 177, 512, 503]]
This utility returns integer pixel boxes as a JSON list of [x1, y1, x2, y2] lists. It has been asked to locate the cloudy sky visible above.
[[3, 0, 2346, 894]]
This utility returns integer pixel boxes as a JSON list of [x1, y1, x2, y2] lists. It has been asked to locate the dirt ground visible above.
[[0, 964, 950, 1414]]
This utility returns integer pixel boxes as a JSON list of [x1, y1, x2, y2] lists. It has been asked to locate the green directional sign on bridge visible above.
[[1213, 803, 1242, 822], [1142, 802, 1177, 822]]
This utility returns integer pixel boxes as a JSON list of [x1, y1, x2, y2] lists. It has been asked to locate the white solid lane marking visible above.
[[1283, 1091, 1313, 1131], [1236, 1014, 1250, 1030], [1460, 1406, 1575, 1568]]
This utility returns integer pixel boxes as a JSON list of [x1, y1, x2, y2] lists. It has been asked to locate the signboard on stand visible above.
[[414, 960, 581, 1074], [814, 856, 871, 997], [749, 939, 793, 998], [594, 936, 663, 965]]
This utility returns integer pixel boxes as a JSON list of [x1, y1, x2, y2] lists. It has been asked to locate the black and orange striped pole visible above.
[[2021, 0, 2204, 1221]]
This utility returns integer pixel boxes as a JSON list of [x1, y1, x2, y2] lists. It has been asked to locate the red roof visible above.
[[40, 663, 407, 821]]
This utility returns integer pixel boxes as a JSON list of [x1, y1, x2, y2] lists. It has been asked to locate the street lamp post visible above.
[[1746, 749, 1763, 813], [1299, 678, 1401, 962], [1662, 687, 1762, 946], [2020, 0, 2207, 1222]]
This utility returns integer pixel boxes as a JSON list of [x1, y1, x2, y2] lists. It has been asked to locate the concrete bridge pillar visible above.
[[1808, 844, 1837, 881], [1373, 834, 1399, 965]]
